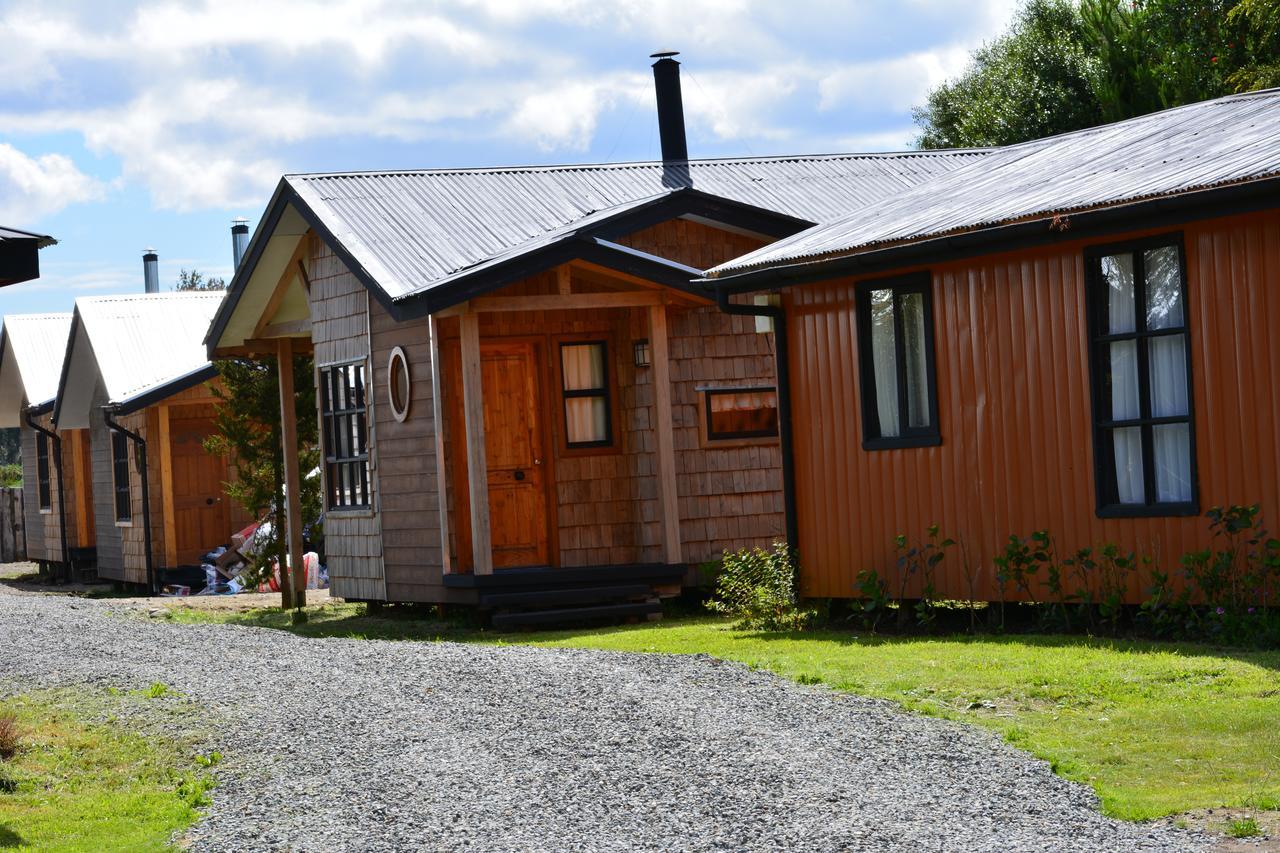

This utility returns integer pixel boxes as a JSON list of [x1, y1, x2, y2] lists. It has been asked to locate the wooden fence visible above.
[[0, 487, 25, 563]]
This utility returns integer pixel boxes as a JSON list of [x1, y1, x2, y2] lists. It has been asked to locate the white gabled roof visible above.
[[55, 292, 226, 429], [0, 313, 73, 427]]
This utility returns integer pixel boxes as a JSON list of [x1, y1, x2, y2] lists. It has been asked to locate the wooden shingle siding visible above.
[[89, 380, 125, 581], [786, 209, 1280, 603], [309, 237, 387, 601], [617, 218, 768, 270], [22, 417, 95, 564]]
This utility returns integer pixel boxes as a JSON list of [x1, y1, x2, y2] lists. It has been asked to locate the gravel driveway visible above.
[[0, 588, 1202, 852]]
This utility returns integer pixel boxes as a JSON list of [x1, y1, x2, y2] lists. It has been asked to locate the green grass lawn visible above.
[[0, 688, 215, 851], [165, 602, 1280, 822]]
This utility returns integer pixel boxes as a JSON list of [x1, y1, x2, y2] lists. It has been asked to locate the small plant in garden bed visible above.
[[707, 541, 814, 631], [1227, 816, 1262, 838]]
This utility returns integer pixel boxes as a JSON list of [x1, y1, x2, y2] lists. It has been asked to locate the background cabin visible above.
[[0, 314, 96, 578], [206, 55, 982, 623], [0, 227, 54, 288], [55, 293, 248, 590], [705, 89, 1280, 605]]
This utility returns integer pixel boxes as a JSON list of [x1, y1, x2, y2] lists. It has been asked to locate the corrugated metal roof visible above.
[[0, 314, 73, 422], [0, 226, 56, 249], [286, 151, 984, 301], [709, 88, 1280, 277], [73, 292, 225, 404]]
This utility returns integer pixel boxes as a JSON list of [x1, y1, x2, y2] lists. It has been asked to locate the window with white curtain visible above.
[[560, 342, 611, 448], [1088, 236, 1196, 516], [856, 274, 940, 449]]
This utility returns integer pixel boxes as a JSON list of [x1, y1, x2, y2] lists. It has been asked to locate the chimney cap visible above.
[[650, 50, 680, 59], [231, 216, 248, 225], [142, 247, 157, 256]]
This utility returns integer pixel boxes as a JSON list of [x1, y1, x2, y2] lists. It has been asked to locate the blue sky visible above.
[[0, 0, 1017, 315]]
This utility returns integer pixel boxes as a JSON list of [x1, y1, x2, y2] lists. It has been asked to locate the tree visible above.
[[203, 356, 320, 609], [1227, 0, 1280, 89], [0, 429, 19, 466], [175, 269, 227, 292], [915, 0, 1274, 149], [914, 0, 1103, 149]]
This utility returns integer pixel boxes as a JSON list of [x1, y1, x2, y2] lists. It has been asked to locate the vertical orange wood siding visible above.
[[786, 209, 1280, 602]]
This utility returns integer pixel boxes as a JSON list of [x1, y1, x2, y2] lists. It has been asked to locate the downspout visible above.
[[714, 289, 800, 553], [103, 409, 156, 595], [24, 409, 69, 577]]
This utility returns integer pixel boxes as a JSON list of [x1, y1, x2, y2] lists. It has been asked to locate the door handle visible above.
[[514, 469, 526, 482]]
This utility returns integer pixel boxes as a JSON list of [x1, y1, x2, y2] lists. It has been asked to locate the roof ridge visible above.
[[287, 148, 990, 180]]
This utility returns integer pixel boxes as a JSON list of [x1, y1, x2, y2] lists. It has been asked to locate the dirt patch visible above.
[[1163, 808, 1280, 851], [0, 561, 330, 611], [121, 589, 331, 612]]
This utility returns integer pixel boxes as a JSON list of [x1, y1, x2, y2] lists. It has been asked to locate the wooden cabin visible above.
[[53, 293, 248, 590], [0, 314, 96, 578], [204, 57, 981, 622], [704, 89, 1280, 604], [0, 226, 53, 288]]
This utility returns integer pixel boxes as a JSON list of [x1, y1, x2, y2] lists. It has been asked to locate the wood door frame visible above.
[[446, 333, 560, 573]]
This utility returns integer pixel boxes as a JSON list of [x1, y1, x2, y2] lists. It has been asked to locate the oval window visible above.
[[388, 346, 411, 422]]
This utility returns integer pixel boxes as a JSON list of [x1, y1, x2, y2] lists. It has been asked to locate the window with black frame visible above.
[[111, 430, 131, 522], [560, 341, 612, 448], [36, 432, 51, 510], [320, 361, 371, 510], [1087, 236, 1196, 516], [855, 274, 940, 449]]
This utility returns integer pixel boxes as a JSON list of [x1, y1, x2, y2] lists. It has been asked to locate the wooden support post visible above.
[[428, 315, 452, 574], [648, 304, 682, 565], [157, 406, 177, 569], [276, 337, 306, 608], [459, 312, 493, 575]]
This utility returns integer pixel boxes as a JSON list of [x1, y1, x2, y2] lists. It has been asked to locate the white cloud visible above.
[[0, 143, 104, 223], [817, 47, 973, 113], [0, 0, 1022, 211]]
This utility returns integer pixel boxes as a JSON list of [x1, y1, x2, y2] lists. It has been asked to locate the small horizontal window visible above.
[[704, 387, 779, 441]]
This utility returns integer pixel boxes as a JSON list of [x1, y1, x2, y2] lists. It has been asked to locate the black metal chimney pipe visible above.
[[231, 218, 249, 270], [651, 51, 688, 162], [142, 249, 159, 294]]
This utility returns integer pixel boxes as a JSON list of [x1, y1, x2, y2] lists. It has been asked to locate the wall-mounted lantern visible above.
[[633, 339, 651, 368]]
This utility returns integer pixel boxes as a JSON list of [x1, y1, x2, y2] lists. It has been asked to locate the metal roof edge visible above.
[[705, 175, 1280, 293], [112, 363, 220, 416], [283, 148, 992, 181]]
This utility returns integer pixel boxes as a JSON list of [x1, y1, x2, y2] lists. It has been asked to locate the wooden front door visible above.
[[479, 341, 549, 569], [169, 416, 230, 566]]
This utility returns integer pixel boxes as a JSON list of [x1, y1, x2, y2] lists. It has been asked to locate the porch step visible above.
[[443, 562, 684, 590], [479, 583, 651, 609], [491, 600, 662, 630]]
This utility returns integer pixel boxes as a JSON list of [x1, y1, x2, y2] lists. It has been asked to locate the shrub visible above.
[[707, 541, 812, 631], [853, 568, 889, 633], [893, 525, 955, 629], [0, 712, 20, 760], [0, 463, 19, 488]]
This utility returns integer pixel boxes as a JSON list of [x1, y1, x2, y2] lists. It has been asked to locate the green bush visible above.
[[0, 463, 20, 488], [707, 541, 812, 631]]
